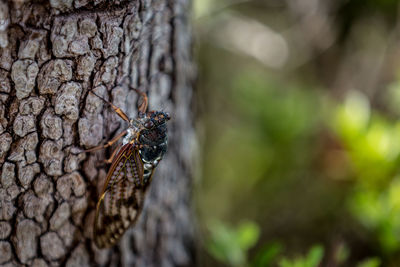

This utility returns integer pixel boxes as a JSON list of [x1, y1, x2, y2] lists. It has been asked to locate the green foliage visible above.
[[206, 220, 323, 267], [206, 220, 260, 267], [333, 91, 400, 187], [332, 90, 400, 252], [357, 257, 381, 267], [278, 245, 324, 267], [251, 242, 283, 267]]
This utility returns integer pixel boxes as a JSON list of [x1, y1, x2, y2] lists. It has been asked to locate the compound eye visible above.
[[144, 120, 154, 128]]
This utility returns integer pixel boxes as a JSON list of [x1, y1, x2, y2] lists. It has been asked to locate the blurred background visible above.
[[193, 0, 400, 266]]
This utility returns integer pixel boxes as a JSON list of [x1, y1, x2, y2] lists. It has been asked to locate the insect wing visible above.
[[94, 144, 145, 248]]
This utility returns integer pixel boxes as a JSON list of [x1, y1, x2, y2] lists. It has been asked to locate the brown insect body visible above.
[[90, 89, 170, 248]]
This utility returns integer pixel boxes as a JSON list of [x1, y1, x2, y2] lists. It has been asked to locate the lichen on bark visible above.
[[0, 0, 195, 266]]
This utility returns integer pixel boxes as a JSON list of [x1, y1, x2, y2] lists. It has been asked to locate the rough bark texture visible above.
[[0, 0, 195, 266]]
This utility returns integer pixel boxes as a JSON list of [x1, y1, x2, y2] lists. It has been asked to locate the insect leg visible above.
[[89, 91, 130, 122], [84, 130, 127, 153], [132, 88, 148, 116], [104, 146, 120, 164]]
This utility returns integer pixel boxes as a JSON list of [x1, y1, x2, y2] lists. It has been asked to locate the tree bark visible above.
[[0, 0, 195, 266]]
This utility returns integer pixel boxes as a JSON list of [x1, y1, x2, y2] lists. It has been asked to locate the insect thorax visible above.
[[138, 123, 168, 164], [122, 123, 168, 161]]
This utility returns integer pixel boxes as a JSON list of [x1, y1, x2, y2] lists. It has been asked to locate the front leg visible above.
[[104, 146, 120, 164]]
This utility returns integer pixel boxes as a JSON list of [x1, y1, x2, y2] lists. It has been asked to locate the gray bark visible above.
[[0, 0, 195, 266]]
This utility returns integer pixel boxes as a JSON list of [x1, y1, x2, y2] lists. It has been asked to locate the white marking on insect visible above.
[[144, 163, 152, 170], [122, 128, 136, 145]]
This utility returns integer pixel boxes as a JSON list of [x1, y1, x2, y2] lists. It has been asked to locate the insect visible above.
[[85, 88, 170, 248]]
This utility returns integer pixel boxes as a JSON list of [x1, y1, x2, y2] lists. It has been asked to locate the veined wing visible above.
[[94, 144, 145, 248]]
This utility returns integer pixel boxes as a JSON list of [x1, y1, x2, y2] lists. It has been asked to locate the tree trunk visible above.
[[0, 0, 195, 266]]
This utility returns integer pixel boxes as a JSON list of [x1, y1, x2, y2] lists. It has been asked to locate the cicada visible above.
[[86, 88, 170, 248]]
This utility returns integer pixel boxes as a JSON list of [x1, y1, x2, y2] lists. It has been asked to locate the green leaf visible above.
[[357, 257, 381, 267], [237, 221, 260, 250], [251, 242, 283, 267], [278, 245, 324, 267], [206, 220, 245, 266], [206, 220, 261, 266], [305, 245, 324, 267]]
